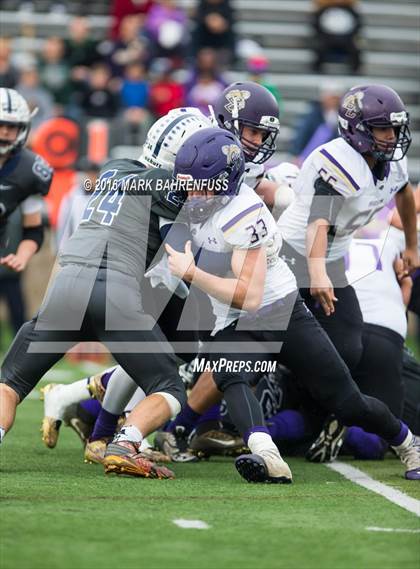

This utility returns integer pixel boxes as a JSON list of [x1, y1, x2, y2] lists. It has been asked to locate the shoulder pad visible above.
[[312, 139, 368, 198]]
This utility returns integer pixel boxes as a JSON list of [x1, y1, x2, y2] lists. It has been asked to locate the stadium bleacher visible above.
[[3, 0, 419, 177]]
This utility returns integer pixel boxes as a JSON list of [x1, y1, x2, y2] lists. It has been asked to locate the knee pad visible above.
[[154, 391, 183, 417]]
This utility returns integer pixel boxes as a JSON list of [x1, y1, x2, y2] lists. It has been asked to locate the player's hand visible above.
[[310, 275, 338, 316], [401, 247, 419, 275], [165, 241, 196, 281], [0, 254, 27, 272]]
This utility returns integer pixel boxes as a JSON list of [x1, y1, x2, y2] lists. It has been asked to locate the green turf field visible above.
[[1, 386, 419, 569]]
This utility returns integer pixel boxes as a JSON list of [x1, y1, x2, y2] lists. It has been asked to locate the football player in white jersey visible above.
[[40, 82, 297, 460], [147, 127, 420, 482], [278, 84, 418, 374]]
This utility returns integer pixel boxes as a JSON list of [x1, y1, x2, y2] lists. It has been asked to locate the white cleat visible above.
[[392, 433, 420, 481], [40, 383, 91, 448], [40, 384, 65, 448], [235, 448, 292, 484]]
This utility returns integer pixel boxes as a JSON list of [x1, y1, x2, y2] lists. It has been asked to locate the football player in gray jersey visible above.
[[0, 88, 52, 271], [0, 111, 211, 479]]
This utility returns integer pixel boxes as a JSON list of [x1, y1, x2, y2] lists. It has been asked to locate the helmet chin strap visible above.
[[207, 105, 217, 127], [231, 98, 240, 134]]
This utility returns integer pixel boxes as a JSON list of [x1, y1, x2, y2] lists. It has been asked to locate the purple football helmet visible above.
[[338, 84, 411, 161], [174, 127, 245, 223], [213, 81, 280, 164]]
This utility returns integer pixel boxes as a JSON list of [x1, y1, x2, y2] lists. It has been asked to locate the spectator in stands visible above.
[[246, 54, 283, 110], [106, 14, 149, 77], [77, 63, 120, 120], [184, 48, 227, 116], [192, 0, 236, 65], [144, 0, 188, 64], [64, 16, 101, 75], [148, 58, 184, 118], [17, 66, 54, 131], [311, 0, 362, 72], [0, 38, 18, 89], [38, 37, 71, 112], [120, 62, 152, 144], [289, 81, 343, 164], [110, 0, 154, 40]]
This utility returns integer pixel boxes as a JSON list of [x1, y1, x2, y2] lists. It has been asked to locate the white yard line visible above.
[[366, 527, 420, 534], [172, 519, 210, 530], [326, 461, 420, 517]]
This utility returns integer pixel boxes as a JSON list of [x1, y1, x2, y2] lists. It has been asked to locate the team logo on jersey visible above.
[[224, 90, 251, 114], [222, 144, 241, 166], [342, 91, 364, 119]]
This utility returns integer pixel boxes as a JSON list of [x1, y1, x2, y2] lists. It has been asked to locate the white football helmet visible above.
[[0, 88, 34, 155], [139, 107, 212, 171]]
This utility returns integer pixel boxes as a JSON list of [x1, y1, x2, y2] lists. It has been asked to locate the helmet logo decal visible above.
[[342, 91, 364, 119], [224, 90, 251, 114], [222, 144, 241, 166], [390, 111, 408, 125]]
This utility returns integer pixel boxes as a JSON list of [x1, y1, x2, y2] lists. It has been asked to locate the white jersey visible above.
[[278, 137, 409, 261], [346, 227, 407, 338], [190, 184, 297, 333], [244, 161, 265, 190]]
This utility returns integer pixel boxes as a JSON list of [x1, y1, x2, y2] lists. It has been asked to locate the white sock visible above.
[[247, 432, 279, 456], [64, 378, 91, 403], [113, 424, 143, 444], [392, 429, 413, 450], [0, 427, 5, 444], [44, 379, 91, 420]]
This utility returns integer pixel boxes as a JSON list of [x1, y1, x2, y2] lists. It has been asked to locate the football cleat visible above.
[[40, 383, 92, 448], [138, 441, 171, 463], [154, 426, 199, 463], [67, 416, 93, 445], [189, 427, 248, 458], [305, 415, 347, 463], [87, 374, 106, 402], [41, 416, 62, 449], [84, 438, 111, 464], [235, 448, 292, 484], [40, 383, 66, 448], [103, 441, 175, 479], [392, 433, 420, 480]]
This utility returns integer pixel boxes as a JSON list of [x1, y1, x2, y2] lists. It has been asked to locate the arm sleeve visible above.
[[159, 218, 191, 252], [307, 177, 346, 225], [193, 246, 232, 277], [22, 224, 44, 251]]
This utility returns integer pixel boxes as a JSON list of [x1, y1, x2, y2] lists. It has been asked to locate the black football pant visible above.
[[280, 241, 364, 373], [354, 324, 404, 417], [206, 292, 401, 442], [1, 264, 187, 406]]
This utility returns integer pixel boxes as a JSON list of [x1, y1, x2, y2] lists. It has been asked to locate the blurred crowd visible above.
[[0, 0, 364, 151], [0, 0, 241, 147]]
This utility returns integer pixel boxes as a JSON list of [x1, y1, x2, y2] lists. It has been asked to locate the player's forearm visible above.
[[306, 219, 329, 280], [186, 267, 261, 311], [396, 185, 418, 249], [15, 239, 39, 264]]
